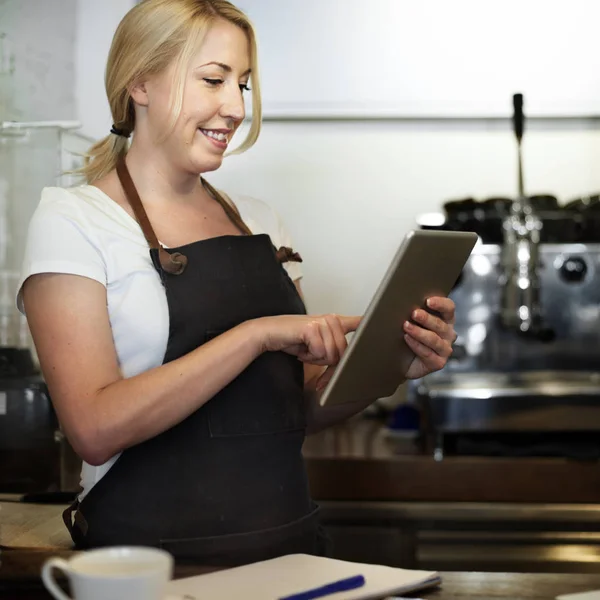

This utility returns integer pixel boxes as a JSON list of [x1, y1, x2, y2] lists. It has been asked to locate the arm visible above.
[[23, 273, 266, 466], [24, 273, 358, 466]]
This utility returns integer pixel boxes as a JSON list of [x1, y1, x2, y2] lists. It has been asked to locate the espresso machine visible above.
[[410, 95, 600, 459]]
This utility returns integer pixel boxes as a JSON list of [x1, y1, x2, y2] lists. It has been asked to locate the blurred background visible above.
[[3, 0, 600, 576]]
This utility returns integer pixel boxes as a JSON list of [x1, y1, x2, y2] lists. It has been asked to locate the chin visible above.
[[187, 154, 224, 175]]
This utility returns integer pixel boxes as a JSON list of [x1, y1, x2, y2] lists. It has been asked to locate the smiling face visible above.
[[131, 18, 252, 176]]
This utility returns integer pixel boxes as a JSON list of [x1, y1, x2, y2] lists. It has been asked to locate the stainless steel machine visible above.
[[409, 95, 600, 458]]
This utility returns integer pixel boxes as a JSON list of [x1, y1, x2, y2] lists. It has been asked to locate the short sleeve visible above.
[[16, 188, 107, 314]]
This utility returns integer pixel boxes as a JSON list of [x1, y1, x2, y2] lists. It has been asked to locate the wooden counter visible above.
[[3, 550, 600, 599], [303, 417, 600, 503], [2, 416, 600, 584]]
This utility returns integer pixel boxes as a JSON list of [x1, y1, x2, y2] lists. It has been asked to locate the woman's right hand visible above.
[[253, 314, 362, 366]]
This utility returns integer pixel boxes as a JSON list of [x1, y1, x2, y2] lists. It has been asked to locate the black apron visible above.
[[63, 159, 326, 566]]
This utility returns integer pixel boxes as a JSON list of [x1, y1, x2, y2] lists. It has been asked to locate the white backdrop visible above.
[[236, 0, 600, 118]]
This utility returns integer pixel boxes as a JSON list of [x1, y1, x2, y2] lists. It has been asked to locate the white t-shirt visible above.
[[17, 184, 303, 499]]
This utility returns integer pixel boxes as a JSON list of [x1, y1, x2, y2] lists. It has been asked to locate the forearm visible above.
[[77, 321, 262, 464]]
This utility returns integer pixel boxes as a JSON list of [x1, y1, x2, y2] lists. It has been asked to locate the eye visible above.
[[239, 83, 251, 93], [203, 78, 223, 86]]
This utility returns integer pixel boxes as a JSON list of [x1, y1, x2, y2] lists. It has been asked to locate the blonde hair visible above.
[[80, 0, 262, 184]]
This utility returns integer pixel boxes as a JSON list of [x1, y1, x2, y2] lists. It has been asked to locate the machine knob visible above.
[[559, 256, 588, 283]]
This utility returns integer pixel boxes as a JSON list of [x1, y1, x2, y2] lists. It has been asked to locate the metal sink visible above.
[[420, 370, 600, 400], [417, 370, 600, 433]]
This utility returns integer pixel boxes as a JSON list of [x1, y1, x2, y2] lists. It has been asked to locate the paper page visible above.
[[166, 553, 440, 600], [557, 592, 600, 600]]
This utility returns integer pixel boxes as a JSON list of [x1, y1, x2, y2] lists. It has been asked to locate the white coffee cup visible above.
[[41, 546, 174, 600]]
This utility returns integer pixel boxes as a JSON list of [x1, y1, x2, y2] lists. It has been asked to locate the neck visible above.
[[124, 137, 204, 205]]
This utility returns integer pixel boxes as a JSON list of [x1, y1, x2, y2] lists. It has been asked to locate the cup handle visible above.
[[41, 558, 73, 600]]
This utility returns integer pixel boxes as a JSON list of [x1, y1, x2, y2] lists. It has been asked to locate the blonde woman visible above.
[[18, 0, 457, 565]]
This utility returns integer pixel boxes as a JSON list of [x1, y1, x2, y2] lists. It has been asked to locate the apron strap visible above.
[[62, 499, 88, 547], [115, 153, 302, 270], [115, 155, 188, 275], [275, 246, 303, 264]]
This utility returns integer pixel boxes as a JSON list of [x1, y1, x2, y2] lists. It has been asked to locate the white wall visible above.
[[0, 0, 77, 121], [75, 0, 135, 140], [71, 1, 600, 320], [237, 0, 600, 118], [207, 122, 600, 316]]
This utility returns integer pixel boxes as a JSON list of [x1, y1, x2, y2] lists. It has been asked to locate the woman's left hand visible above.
[[403, 296, 457, 380]]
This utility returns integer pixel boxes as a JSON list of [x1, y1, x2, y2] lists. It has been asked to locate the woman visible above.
[[18, 0, 456, 565]]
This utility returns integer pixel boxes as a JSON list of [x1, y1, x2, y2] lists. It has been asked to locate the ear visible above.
[[129, 80, 150, 107]]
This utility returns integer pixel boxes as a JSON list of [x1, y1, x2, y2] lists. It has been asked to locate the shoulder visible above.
[[35, 185, 119, 221], [33, 184, 142, 245], [17, 187, 112, 312], [30, 186, 99, 234], [228, 193, 279, 228], [226, 192, 286, 241], [24, 183, 139, 273], [36, 185, 89, 214], [27, 186, 102, 242], [24, 185, 122, 255]]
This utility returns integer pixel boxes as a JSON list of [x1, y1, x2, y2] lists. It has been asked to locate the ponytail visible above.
[[78, 133, 129, 184]]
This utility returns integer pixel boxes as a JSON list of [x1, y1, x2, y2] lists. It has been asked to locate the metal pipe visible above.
[[500, 94, 549, 339]]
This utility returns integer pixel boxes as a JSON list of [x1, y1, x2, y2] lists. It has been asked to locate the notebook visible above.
[[165, 553, 441, 600]]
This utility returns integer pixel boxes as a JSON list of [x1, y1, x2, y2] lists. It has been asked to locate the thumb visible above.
[[338, 315, 362, 334], [316, 364, 338, 392]]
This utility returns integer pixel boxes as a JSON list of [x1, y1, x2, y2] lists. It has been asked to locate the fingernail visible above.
[[404, 320, 412, 329], [426, 298, 433, 307], [412, 310, 420, 320]]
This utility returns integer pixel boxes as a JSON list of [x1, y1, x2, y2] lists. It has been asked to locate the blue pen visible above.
[[278, 574, 366, 600]]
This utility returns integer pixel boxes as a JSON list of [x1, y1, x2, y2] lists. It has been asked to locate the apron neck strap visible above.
[[115, 154, 159, 249], [115, 155, 187, 274]]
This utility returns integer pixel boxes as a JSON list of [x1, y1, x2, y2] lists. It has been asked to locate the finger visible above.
[[325, 315, 348, 360], [411, 308, 455, 342], [283, 343, 316, 363], [316, 364, 337, 392], [338, 315, 362, 334], [404, 334, 446, 372], [403, 321, 452, 358], [317, 319, 340, 365], [303, 320, 327, 362], [426, 297, 455, 324]]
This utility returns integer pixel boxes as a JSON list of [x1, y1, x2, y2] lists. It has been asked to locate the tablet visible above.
[[318, 229, 478, 407]]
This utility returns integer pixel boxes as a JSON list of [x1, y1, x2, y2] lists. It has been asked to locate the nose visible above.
[[220, 83, 246, 124]]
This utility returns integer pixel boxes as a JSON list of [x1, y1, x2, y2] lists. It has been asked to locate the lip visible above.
[[199, 129, 228, 149], [201, 128, 232, 134]]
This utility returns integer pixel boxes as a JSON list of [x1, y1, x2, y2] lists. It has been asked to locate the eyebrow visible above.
[[198, 61, 252, 76]]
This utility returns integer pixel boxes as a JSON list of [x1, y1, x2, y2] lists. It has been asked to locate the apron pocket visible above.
[[159, 505, 320, 566], [205, 329, 306, 438]]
